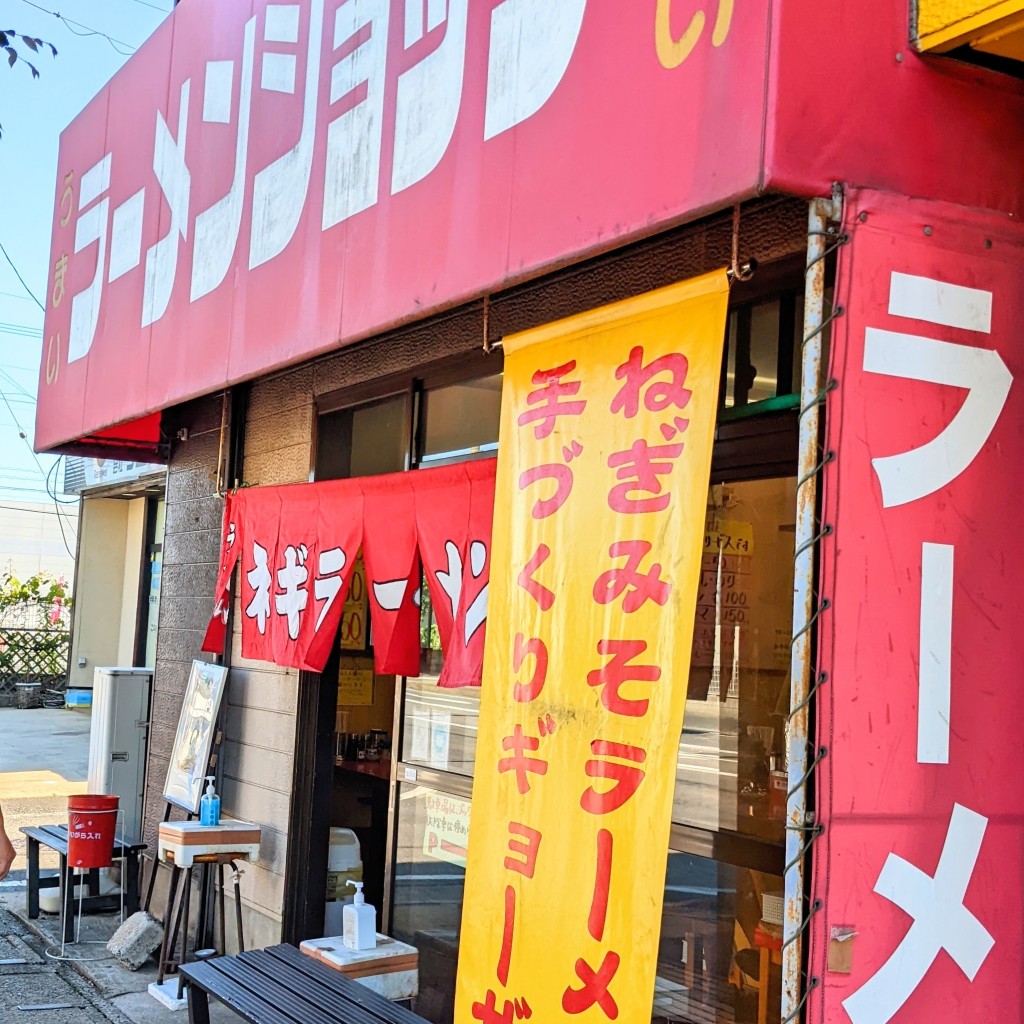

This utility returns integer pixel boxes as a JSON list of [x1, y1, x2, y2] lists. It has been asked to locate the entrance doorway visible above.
[[282, 358, 502, 955]]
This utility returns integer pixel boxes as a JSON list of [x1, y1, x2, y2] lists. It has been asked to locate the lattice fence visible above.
[[0, 602, 71, 704]]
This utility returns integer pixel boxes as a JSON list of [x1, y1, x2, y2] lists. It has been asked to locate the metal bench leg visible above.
[[125, 851, 141, 917], [61, 859, 75, 945], [26, 837, 39, 919], [186, 983, 211, 1024]]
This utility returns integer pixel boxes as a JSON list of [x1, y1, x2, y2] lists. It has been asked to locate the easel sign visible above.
[[163, 660, 228, 814]]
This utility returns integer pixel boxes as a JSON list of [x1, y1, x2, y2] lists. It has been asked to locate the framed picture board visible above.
[[163, 660, 228, 813]]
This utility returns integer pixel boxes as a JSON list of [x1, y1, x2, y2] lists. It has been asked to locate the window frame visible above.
[[311, 350, 504, 931]]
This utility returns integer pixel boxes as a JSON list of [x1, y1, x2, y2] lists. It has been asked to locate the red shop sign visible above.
[[810, 190, 1023, 1024], [36, 0, 770, 453]]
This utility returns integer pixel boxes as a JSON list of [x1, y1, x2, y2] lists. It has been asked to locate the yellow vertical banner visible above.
[[456, 272, 730, 1023]]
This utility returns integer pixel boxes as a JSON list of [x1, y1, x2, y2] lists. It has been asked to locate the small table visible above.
[[20, 823, 146, 943], [301, 933, 419, 1001], [155, 820, 262, 991]]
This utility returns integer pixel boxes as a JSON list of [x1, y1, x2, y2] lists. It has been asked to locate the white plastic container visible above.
[[326, 828, 363, 900], [325, 828, 363, 934], [328, 828, 360, 871], [343, 881, 376, 950]]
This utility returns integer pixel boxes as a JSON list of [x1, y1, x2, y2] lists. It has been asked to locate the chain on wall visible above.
[[781, 206, 848, 1024]]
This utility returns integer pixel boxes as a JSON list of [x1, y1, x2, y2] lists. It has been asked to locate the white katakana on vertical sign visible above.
[[322, 0, 390, 230], [838, 269, 1008, 1019], [843, 805, 994, 1024], [68, 154, 112, 362], [142, 79, 191, 328], [250, 0, 325, 269], [814, 194, 1023, 1024], [191, 19, 257, 301], [863, 272, 1011, 766]]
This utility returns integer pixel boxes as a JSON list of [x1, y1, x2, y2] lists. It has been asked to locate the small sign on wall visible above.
[[337, 666, 374, 706]]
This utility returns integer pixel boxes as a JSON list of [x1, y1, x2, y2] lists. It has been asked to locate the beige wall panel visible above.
[[223, 705, 296, 757], [69, 498, 129, 687], [222, 742, 294, 801], [228, 860, 286, 917], [223, 899, 283, 954], [226, 668, 299, 716], [220, 775, 292, 833], [115, 497, 147, 665]]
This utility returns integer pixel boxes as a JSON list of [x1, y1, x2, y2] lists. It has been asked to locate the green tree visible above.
[[1, 29, 57, 137]]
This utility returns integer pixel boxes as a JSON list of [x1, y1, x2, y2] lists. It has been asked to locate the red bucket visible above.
[[67, 795, 119, 869]]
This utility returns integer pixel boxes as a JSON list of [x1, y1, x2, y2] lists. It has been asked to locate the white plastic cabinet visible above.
[[87, 667, 153, 844]]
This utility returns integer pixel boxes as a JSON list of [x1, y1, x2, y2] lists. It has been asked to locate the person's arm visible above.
[[0, 804, 15, 881]]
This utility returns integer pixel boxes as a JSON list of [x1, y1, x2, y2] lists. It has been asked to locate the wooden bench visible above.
[[178, 943, 431, 1024], [20, 823, 146, 943]]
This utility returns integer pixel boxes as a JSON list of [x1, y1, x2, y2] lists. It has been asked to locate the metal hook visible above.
[[482, 295, 502, 353], [729, 204, 756, 283]]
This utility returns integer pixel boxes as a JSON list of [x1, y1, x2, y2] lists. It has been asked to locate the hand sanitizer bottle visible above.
[[343, 880, 376, 950], [200, 776, 221, 826]]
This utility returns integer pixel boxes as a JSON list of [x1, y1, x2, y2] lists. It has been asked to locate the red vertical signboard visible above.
[[810, 190, 1024, 1023]]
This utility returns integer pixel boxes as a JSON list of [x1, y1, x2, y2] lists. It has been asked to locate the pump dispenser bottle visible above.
[[200, 776, 221, 826], [343, 880, 376, 950]]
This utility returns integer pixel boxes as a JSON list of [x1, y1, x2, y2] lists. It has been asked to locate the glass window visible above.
[[419, 374, 502, 466], [316, 392, 410, 480], [143, 498, 165, 668], [723, 296, 801, 409], [675, 476, 796, 844], [654, 851, 783, 1024], [401, 671, 481, 777], [399, 580, 481, 776], [398, 372, 499, 774], [391, 783, 471, 1024]]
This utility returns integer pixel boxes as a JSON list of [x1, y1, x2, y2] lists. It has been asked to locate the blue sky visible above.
[[0, 0, 171, 503]]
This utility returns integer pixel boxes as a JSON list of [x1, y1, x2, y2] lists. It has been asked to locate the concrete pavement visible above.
[[0, 903, 134, 1024], [0, 707, 91, 873], [0, 708, 235, 1024]]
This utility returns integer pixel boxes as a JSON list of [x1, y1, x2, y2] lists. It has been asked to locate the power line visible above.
[[0, 238, 45, 312], [42, 455, 77, 557], [0, 486, 60, 495], [46, 455, 79, 505], [17, 0, 139, 54], [0, 390, 48, 479], [0, 322, 43, 339], [0, 370, 36, 401], [0, 501, 72, 516], [0, 391, 74, 556], [118, 0, 171, 13]]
